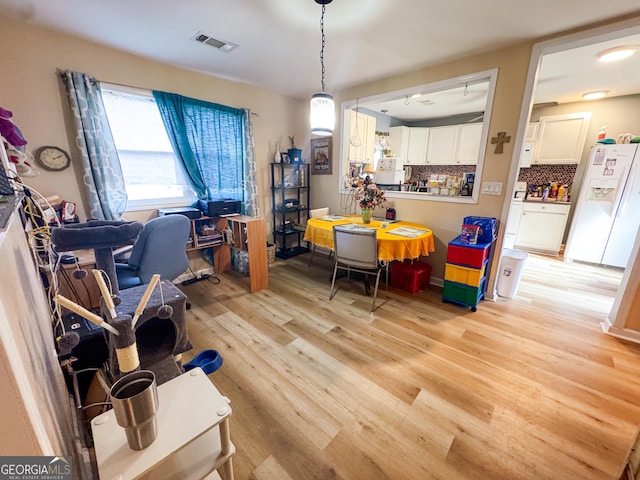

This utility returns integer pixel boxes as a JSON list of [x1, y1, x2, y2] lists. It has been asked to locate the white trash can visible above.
[[497, 248, 528, 298]]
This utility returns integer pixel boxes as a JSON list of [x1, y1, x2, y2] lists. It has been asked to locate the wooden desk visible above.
[[304, 216, 435, 262], [187, 215, 268, 293], [91, 368, 234, 480]]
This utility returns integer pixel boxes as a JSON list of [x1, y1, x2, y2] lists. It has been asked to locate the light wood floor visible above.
[[181, 252, 640, 480]]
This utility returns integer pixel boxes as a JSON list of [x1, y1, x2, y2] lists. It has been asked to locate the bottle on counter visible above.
[[597, 125, 608, 142], [542, 186, 550, 202], [551, 182, 558, 199], [557, 183, 565, 200]]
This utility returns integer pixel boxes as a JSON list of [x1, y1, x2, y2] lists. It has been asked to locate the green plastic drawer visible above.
[[442, 278, 485, 309]]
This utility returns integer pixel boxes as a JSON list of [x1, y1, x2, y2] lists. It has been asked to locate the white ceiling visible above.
[[2, 0, 640, 114]]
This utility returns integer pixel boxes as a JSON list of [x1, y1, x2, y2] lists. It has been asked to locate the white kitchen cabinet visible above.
[[455, 123, 483, 164], [425, 125, 457, 165], [406, 127, 429, 164], [347, 110, 376, 163], [525, 122, 538, 142], [388, 126, 408, 162], [519, 141, 534, 168], [531, 112, 591, 164], [515, 202, 570, 254], [389, 126, 428, 164]]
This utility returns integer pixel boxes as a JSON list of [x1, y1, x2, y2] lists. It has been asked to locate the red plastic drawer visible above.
[[447, 237, 491, 268]]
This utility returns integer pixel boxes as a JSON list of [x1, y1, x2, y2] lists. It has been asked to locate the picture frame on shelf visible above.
[[311, 137, 332, 175]]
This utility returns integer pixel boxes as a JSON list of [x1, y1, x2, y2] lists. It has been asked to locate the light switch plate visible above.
[[481, 181, 503, 195]]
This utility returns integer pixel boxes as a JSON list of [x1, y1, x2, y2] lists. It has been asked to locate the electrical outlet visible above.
[[481, 182, 503, 195]]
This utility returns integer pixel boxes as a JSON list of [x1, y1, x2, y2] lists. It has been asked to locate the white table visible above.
[[91, 368, 234, 480]]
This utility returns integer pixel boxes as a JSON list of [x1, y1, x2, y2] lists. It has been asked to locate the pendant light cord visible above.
[[320, 4, 326, 93]]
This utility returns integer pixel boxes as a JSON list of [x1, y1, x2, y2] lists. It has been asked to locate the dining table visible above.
[[303, 215, 435, 262]]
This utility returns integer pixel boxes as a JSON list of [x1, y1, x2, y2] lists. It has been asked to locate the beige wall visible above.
[[0, 14, 306, 227], [323, 43, 532, 280]]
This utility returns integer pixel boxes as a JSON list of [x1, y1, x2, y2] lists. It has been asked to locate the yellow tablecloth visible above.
[[304, 216, 435, 262]]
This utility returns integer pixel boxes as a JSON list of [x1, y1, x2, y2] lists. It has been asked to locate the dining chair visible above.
[[329, 225, 383, 311], [308, 207, 332, 266]]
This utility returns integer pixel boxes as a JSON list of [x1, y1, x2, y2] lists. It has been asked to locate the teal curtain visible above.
[[60, 70, 127, 220], [153, 91, 257, 214]]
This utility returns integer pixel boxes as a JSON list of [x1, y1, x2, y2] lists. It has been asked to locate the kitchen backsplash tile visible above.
[[517, 164, 577, 188], [408, 164, 475, 181]]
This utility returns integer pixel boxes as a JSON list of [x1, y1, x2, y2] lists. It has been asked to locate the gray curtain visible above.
[[61, 70, 127, 220], [242, 108, 259, 217]]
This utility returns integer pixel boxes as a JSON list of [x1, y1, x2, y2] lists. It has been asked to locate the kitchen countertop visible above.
[[523, 197, 571, 205]]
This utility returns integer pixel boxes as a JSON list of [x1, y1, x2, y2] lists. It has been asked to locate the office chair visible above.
[[308, 207, 332, 266], [329, 224, 383, 312], [116, 215, 190, 290]]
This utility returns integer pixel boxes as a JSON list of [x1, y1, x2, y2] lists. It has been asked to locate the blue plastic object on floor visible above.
[[183, 349, 223, 375]]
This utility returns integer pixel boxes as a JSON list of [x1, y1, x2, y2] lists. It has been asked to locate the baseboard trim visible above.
[[601, 319, 640, 345]]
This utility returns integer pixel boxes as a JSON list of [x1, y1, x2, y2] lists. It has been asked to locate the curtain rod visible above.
[[58, 69, 260, 116]]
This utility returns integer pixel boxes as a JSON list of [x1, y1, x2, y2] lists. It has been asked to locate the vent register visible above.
[[193, 32, 238, 52]]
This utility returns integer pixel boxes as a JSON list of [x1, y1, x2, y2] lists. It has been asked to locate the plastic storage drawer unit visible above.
[[446, 235, 491, 268], [443, 278, 486, 310], [390, 260, 432, 293], [444, 262, 487, 287]]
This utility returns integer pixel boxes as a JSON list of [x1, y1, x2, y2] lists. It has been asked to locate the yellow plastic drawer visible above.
[[444, 262, 486, 287]]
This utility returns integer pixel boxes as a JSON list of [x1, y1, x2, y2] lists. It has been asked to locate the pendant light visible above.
[[310, 0, 335, 136]]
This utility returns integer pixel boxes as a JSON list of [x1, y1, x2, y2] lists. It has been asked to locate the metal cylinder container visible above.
[[110, 370, 159, 450]]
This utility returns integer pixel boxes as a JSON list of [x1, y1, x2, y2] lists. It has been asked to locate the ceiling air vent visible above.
[[193, 32, 238, 53]]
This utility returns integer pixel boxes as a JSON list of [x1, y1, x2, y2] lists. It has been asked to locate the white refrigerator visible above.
[[565, 143, 640, 268]]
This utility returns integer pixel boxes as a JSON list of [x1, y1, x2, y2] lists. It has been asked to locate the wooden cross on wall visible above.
[[491, 131, 511, 154]]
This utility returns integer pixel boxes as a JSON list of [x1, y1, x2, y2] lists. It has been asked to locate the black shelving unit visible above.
[[270, 162, 310, 259]]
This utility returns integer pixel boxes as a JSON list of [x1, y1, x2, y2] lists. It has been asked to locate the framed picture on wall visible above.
[[310, 137, 332, 175]]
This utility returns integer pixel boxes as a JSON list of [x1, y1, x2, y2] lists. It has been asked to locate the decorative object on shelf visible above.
[[362, 162, 375, 185], [490, 131, 511, 154], [311, 137, 332, 174], [35, 145, 71, 171], [274, 142, 281, 163], [287, 135, 303, 164], [354, 183, 386, 224], [309, 0, 335, 136]]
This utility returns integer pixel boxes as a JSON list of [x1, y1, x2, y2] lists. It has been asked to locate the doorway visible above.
[[513, 253, 624, 325], [501, 17, 640, 331]]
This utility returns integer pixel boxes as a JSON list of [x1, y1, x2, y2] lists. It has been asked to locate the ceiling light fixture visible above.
[[582, 90, 609, 100], [596, 46, 638, 62], [310, 0, 334, 136]]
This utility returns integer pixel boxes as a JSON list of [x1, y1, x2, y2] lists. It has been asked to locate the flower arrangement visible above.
[[354, 183, 386, 211]]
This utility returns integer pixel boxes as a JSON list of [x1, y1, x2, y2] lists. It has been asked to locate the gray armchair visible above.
[[116, 215, 190, 289]]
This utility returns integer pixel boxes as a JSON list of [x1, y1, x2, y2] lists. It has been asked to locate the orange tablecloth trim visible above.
[[304, 217, 435, 262]]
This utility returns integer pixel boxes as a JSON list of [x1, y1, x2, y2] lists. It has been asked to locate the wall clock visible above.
[[35, 146, 71, 171]]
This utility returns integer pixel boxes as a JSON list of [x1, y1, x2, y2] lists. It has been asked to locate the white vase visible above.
[[274, 142, 281, 163]]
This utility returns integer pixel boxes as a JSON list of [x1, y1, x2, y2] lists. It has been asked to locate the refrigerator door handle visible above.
[[617, 160, 637, 219], [610, 163, 630, 217]]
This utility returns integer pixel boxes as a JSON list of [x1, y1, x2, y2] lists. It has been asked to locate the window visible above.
[[101, 85, 196, 210]]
